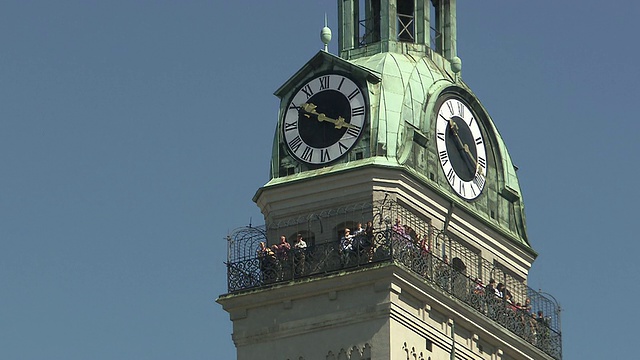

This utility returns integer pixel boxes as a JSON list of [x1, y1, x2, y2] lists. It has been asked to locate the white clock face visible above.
[[282, 74, 367, 165], [435, 97, 487, 200]]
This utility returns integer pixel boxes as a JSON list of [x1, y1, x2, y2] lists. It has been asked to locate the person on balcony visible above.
[[495, 283, 505, 299], [365, 221, 374, 241], [523, 298, 532, 314], [485, 279, 498, 318], [363, 221, 375, 261], [257, 241, 277, 283], [485, 278, 496, 295], [340, 228, 354, 252], [353, 222, 365, 251], [353, 222, 365, 236], [536, 311, 550, 349], [473, 278, 485, 295], [271, 235, 291, 280], [418, 234, 431, 256], [293, 233, 307, 275], [392, 218, 405, 239], [340, 228, 356, 265], [275, 235, 291, 261]]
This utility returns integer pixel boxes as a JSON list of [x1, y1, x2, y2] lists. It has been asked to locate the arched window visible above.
[[452, 257, 467, 274]]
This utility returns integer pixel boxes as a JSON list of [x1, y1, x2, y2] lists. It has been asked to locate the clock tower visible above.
[[218, 1, 562, 360]]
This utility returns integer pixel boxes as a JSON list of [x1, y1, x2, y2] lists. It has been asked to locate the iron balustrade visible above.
[[224, 227, 561, 359]]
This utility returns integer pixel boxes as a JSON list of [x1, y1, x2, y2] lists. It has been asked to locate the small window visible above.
[[397, 0, 415, 42]]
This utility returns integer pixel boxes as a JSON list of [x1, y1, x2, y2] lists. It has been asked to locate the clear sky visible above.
[[1, 1, 638, 359]]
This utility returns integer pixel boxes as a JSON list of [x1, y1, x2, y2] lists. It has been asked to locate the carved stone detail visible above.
[[325, 344, 372, 360]]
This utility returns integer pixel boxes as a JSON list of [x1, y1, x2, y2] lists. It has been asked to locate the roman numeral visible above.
[[288, 102, 298, 110], [338, 141, 348, 154], [446, 168, 456, 183], [347, 88, 360, 101], [446, 101, 455, 116], [473, 173, 486, 190], [457, 102, 465, 117], [346, 124, 362, 137], [301, 84, 314, 99], [321, 149, 331, 162], [477, 156, 486, 170], [458, 182, 466, 196], [437, 132, 445, 141], [284, 121, 297, 132], [468, 116, 475, 127], [439, 150, 449, 166], [288, 136, 303, 152], [319, 76, 330, 90], [337, 77, 345, 90], [351, 106, 365, 117], [301, 146, 313, 162], [475, 137, 483, 145]]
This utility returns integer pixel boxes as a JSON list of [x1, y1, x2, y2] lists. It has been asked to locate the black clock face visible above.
[[297, 90, 351, 149], [435, 97, 487, 200], [445, 117, 477, 182], [282, 74, 367, 165]]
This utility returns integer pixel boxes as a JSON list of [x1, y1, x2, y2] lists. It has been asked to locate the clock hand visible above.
[[462, 144, 480, 172], [459, 142, 488, 176], [300, 103, 356, 129], [449, 119, 479, 175]]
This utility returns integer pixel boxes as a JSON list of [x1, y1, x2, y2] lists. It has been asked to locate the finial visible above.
[[451, 56, 462, 74], [320, 13, 332, 52]]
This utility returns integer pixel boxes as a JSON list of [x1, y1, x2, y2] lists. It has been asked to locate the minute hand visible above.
[[301, 103, 355, 129], [449, 119, 479, 173]]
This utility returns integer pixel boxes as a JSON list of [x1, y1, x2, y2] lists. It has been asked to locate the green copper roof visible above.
[[350, 52, 455, 158], [350, 51, 531, 250]]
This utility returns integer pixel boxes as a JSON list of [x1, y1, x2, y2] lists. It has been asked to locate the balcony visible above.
[[223, 200, 561, 359]]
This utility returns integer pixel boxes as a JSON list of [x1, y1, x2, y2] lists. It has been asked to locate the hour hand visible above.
[[317, 113, 351, 129], [300, 102, 318, 115], [300, 103, 355, 129]]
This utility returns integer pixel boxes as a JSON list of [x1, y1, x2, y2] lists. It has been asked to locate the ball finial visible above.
[[321, 14, 331, 52], [321, 26, 332, 46], [451, 56, 462, 73]]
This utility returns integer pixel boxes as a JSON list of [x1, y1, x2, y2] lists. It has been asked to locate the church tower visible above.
[[218, 1, 562, 359]]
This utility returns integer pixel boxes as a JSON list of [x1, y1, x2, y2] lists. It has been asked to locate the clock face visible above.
[[435, 97, 487, 200], [282, 73, 367, 165]]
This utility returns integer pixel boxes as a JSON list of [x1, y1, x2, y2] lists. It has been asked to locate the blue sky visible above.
[[1, 1, 638, 359]]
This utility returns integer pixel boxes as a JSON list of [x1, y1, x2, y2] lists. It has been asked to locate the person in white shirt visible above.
[[294, 233, 307, 249], [293, 234, 307, 275]]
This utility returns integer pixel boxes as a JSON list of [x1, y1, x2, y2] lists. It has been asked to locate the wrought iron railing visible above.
[[224, 226, 561, 359]]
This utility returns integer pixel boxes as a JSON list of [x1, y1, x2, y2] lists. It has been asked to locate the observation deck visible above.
[[222, 200, 561, 359]]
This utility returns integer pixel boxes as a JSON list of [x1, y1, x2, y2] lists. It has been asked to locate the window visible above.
[[398, 0, 415, 42]]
